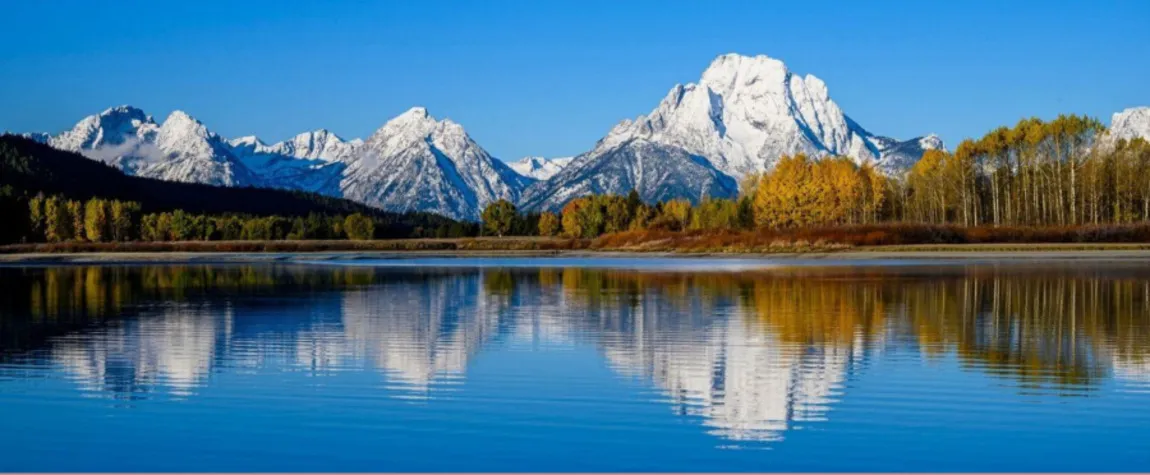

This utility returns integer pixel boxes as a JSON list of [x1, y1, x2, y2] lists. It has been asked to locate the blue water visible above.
[[1, 259, 1148, 471]]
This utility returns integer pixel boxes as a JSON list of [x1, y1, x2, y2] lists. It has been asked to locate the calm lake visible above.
[[1, 258, 1149, 471]]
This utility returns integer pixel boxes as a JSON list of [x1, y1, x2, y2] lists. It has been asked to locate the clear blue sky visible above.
[[1, 0, 1147, 160]]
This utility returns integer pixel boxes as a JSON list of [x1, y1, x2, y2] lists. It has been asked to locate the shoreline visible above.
[[7, 245, 1150, 264]]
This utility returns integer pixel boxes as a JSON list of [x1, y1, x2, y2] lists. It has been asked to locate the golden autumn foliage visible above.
[[750, 154, 886, 228], [906, 114, 1113, 227], [537, 212, 561, 237], [9, 112, 1150, 248], [545, 265, 1150, 387]]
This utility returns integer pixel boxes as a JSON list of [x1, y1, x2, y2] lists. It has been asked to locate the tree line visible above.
[[0, 135, 477, 243], [477, 114, 1150, 237], [7, 192, 480, 243], [5, 113, 1149, 245], [899, 115, 1150, 226], [481, 191, 755, 239], [481, 156, 891, 237]]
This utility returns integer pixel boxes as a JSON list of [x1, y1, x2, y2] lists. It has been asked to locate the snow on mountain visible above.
[[234, 129, 360, 162], [17, 56, 968, 220], [227, 129, 357, 195], [507, 156, 573, 180], [139, 110, 262, 187], [868, 134, 945, 174], [18, 132, 50, 144], [340, 107, 532, 221], [35, 105, 531, 219], [591, 53, 940, 178], [1110, 107, 1150, 142], [519, 139, 738, 211], [42, 106, 258, 186], [226, 135, 267, 154], [48, 105, 158, 153], [520, 53, 941, 211], [47, 105, 162, 173]]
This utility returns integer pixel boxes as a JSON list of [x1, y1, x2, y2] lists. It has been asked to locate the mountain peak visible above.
[[599, 52, 878, 178], [1110, 107, 1150, 142], [229, 135, 266, 148], [164, 110, 198, 124], [700, 53, 791, 94], [507, 156, 573, 181], [397, 106, 431, 121], [49, 104, 157, 152], [348, 107, 528, 220], [371, 106, 469, 146], [919, 134, 944, 149], [159, 111, 213, 143], [290, 128, 345, 144], [99, 105, 148, 119]]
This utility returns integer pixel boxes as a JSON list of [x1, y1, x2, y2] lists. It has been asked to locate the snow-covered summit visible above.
[[49, 105, 158, 153], [225, 128, 357, 195], [340, 107, 532, 220], [228, 135, 266, 150], [155, 111, 223, 159], [276, 129, 354, 161], [141, 110, 259, 187], [520, 53, 941, 212], [1110, 107, 1150, 142], [21, 57, 960, 220], [363, 107, 469, 157], [229, 129, 359, 163], [508, 156, 573, 180], [596, 53, 940, 178], [869, 133, 945, 173]]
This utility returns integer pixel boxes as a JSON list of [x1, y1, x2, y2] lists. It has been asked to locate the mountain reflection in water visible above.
[[2, 262, 1150, 447]]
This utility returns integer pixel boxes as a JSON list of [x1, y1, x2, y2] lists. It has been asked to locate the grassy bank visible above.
[[7, 223, 1150, 256], [588, 224, 1150, 253]]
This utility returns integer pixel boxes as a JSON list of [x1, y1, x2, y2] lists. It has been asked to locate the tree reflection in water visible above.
[[2, 262, 1149, 442]]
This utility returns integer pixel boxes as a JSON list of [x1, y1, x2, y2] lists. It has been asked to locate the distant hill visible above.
[[0, 134, 466, 235]]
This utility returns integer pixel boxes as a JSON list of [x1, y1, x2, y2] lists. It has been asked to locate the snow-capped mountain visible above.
[[144, 111, 261, 187], [25, 105, 532, 220], [507, 156, 573, 180], [518, 139, 739, 211], [869, 134, 945, 173], [1110, 107, 1150, 142], [45, 106, 258, 187], [229, 129, 361, 162], [519, 53, 942, 211], [594, 54, 942, 178], [227, 129, 357, 195], [48, 105, 157, 153], [340, 107, 532, 221]]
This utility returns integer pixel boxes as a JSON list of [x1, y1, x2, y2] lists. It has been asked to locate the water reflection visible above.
[[2, 263, 1150, 444]]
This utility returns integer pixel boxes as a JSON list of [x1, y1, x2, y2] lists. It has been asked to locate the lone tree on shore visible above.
[[482, 199, 516, 237]]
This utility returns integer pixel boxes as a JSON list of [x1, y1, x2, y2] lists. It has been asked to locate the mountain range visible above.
[[1110, 107, 1150, 143], [16, 53, 1149, 220]]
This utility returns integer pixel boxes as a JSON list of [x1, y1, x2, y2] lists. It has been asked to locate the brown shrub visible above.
[[590, 223, 1150, 252]]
